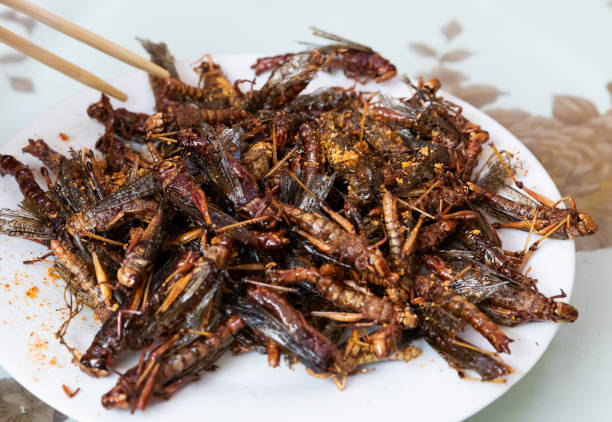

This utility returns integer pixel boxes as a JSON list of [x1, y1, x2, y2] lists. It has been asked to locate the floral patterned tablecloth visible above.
[[0, 1, 610, 421]]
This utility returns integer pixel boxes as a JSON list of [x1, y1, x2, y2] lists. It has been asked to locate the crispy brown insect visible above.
[[415, 274, 512, 354], [329, 344, 421, 389], [164, 78, 208, 101], [300, 122, 323, 175], [382, 191, 403, 268], [251, 53, 294, 75], [455, 220, 529, 282], [198, 108, 250, 124], [79, 250, 202, 376], [242, 141, 272, 180], [274, 201, 398, 288], [51, 239, 112, 322], [152, 155, 213, 227], [0, 154, 64, 225], [250, 50, 325, 110], [368, 324, 404, 359], [194, 56, 238, 103], [88, 94, 149, 141], [102, 315, 245, 410], [418, 303, 511, 381], [416, 219, 458, 252], [252, 28, 397, 83], [266, 267, 403, 325], [22, 138, 63, 173], [248, 285, 337, 369], [323, 48, 397, 83], [95, 119, 148, 171], [117, 204, 165, 288], [468, 182, 597, 239], [483, 287, 578, 325], [460, 127, 489, 181]]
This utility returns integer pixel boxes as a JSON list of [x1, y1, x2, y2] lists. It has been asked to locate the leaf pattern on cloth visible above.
[[441, 20, 462, 41], [0, 378, 67, 422], [8, 76, 35, 93], [409, 20, 503, 108], [0, 11, 35, 94], [552, 95, 599, 124], [452, 85, 506, 108], [0, 10, 36, 34], [440, 49, 472, 62], [0, 53, 27, 64], [409, 42, 437, 57]]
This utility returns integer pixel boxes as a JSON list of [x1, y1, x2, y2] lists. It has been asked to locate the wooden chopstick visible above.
[[0, 0, 169, 79], [0, 25, 127, 101]]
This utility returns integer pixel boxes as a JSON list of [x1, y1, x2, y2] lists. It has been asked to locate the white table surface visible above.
[[0, 1, 610, 421]]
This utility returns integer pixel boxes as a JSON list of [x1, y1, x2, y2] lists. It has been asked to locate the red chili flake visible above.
[[62, 384, 80, 398]]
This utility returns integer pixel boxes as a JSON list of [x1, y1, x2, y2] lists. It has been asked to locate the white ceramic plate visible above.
[[0, 55, 575, 422]]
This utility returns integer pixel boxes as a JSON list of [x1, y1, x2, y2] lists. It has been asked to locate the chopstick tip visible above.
[[109, 89, 128, 102]]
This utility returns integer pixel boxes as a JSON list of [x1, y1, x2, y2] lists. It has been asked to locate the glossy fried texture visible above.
[[0, 29, 594, 412]]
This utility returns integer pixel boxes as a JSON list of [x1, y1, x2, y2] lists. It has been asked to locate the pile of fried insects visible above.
[[0, 28, 597, 412]]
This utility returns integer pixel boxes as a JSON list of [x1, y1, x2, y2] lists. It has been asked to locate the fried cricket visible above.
[[0, 28, 595, 412]]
